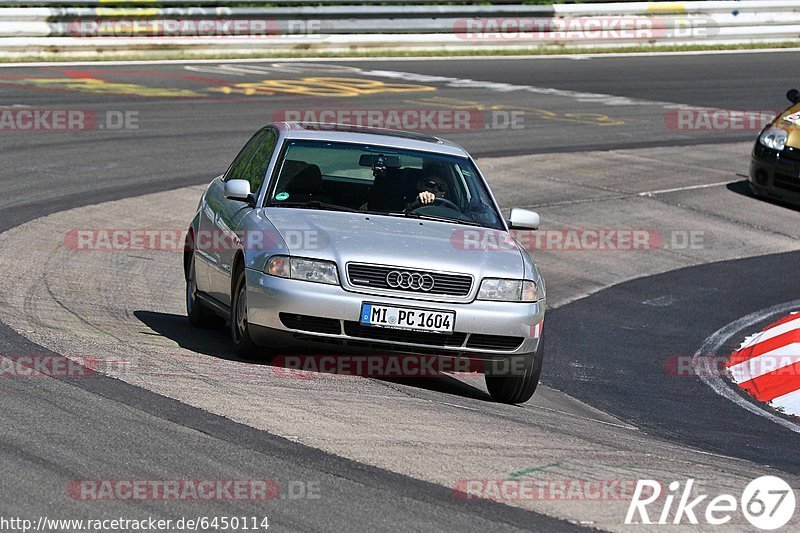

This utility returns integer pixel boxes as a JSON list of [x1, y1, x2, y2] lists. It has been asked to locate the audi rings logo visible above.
[[386, 270, 435, 291]]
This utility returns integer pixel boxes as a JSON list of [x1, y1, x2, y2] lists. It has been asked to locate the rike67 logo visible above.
[[625, 476, 795, 530]]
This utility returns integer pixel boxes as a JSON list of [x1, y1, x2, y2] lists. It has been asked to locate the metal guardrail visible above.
[[0, 1, 798, 57]]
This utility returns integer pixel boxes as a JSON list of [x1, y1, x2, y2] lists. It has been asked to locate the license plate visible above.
[[360, 303, 455, 334]]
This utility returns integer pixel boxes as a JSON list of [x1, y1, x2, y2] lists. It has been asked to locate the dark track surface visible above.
[[351, 52, 799, 110], [3, 51, 796, 218], [1, 51, 798, 529], [545, 250, 800, 474]]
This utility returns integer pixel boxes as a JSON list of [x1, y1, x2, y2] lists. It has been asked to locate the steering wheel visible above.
[[408, 196, 462, 212]]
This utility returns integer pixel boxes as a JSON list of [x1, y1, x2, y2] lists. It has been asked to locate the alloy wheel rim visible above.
[[187, 265, 195, 312], [235, 281, 247, 341]]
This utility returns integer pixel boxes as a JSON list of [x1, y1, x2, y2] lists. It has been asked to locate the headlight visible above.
[[477, 278, 538, 302], [266, 256, 339, 285], [759, 127, 788, 151]]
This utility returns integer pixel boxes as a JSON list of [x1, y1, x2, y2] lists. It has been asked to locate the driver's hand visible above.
[[418, 191, 436, 205]]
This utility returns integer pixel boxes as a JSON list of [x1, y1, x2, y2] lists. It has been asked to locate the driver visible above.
[[416, 175, 448, 205]]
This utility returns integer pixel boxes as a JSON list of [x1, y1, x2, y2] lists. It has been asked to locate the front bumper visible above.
[[749, 142, 800, 205], [245, 268, 545, 358]]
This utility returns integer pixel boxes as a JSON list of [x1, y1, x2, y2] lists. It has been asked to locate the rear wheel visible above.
[[186, 253, 223, 329], [230, 263, 261, 357], [484, 335, 544, 404]]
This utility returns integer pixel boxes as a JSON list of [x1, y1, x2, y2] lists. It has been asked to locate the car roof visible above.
[[273, 122, 470, 158]]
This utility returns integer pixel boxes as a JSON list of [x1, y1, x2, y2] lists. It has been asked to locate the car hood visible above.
[[261, 208, 524, 279]]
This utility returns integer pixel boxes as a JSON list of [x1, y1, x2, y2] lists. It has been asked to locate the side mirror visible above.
[[787, 89, 799, 104], [224, 179, 252, 203], [508, 208, 540, 230]]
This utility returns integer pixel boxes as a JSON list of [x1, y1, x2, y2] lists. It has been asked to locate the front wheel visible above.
[[186, 253, 223, 329], [484, 335, 544, 404], [230, 264, 261, 357]]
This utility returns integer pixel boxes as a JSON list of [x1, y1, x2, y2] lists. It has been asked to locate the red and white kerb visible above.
[[727, 313, 800, 416]]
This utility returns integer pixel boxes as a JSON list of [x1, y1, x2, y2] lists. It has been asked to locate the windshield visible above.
[[265, 140, 505, 229]]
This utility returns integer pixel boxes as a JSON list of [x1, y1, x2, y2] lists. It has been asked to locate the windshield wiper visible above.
[[396, 211, 482, 227], [269, 201, 360, 213]]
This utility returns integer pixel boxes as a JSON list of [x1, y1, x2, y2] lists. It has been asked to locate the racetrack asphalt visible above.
[[1, 51, 799, 531]]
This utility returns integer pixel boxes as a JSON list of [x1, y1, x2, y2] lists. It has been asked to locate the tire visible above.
[[484, 334, 544, 404], [748, 182, 762, 197], [230, 263, 261, 357], [186, 253, 223, 329]]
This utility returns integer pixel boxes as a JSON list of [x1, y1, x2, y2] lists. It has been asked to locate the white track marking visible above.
[[355, 67, 708, 110], [748, 315, 800, 344], [638, 180, 733, 197], [771, 389, 800, 414], [439, 402, 479, 411], [693, 299, 800, 433], [534, 406, 638, 431]]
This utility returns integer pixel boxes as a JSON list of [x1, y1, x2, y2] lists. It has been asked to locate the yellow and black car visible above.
[[750, 89, 800, 204]]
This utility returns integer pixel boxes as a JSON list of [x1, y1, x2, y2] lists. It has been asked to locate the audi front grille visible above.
[[347, 263, 473, 296]]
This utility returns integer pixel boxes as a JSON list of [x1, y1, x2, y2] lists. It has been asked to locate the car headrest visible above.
[[279, 160, 308, 180], [285, 163, 323, 195], [367, 168, 408, 211]]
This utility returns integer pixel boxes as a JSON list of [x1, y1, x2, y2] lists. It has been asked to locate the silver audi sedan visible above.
[[185, 122, 546, 403]]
